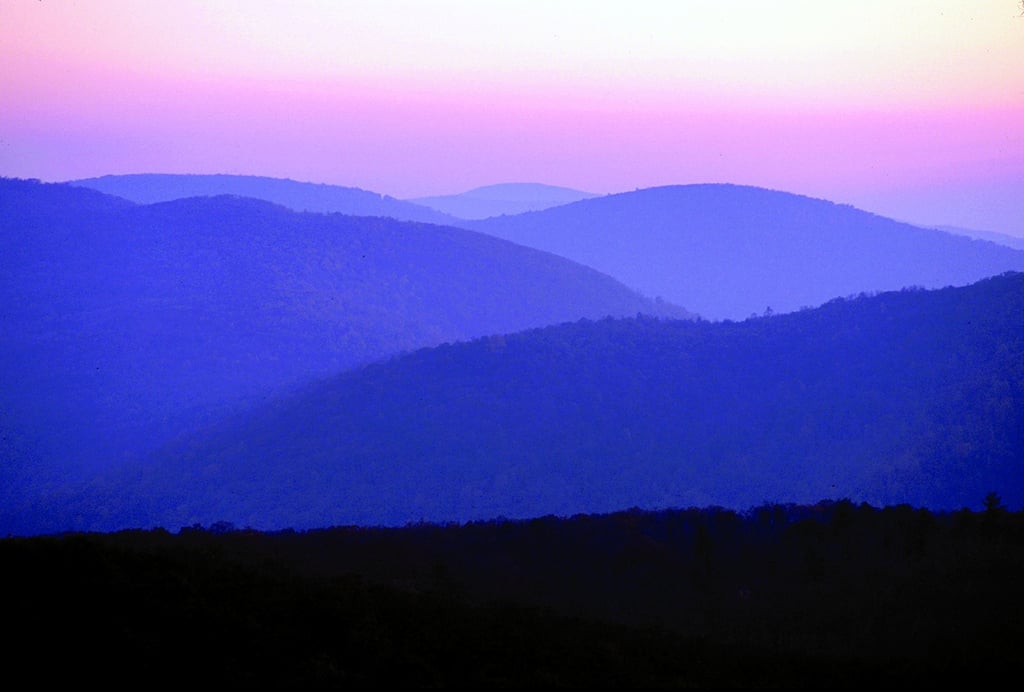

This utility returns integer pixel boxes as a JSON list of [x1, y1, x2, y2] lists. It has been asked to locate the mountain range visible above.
[[462, 184, 1024, 320], [69, 175, 1024, 322], [1, 177, 686, 521], [10, 271, 1023, 536], [6, 172, 1024, 538]]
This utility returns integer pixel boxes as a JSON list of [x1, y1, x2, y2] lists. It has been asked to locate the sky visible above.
[[2, 0, 1022, 235]]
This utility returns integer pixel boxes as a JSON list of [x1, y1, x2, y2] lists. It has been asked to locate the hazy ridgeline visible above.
[[73, 176, 1024, 324], [408, 182, 600, 219], [464, 184, 1024, 321], [71, 173, 464, 226]]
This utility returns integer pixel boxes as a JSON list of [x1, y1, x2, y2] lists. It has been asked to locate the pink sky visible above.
[[2, 1, 1022, 235]]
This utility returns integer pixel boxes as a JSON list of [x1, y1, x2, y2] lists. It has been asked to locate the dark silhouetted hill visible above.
[[409, 182, 599, 220], [0, 177, 689, 526], [15, 271, 1022, 536], [69, 173, 461, 225], [6, 503, 1022, 685], [461, 184, 1024, 320]]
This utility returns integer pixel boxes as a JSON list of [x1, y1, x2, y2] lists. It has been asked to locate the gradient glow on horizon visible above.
[[2, 1, 1022, 234]]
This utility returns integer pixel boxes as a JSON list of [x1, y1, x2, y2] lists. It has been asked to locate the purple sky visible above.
[[2, 1, 1022, 235]]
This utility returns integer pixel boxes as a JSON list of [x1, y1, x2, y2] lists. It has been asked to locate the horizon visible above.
[[2, 1, 1023, 236]]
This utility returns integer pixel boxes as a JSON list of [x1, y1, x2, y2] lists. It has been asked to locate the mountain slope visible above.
[[462, 184, 1024, 321], [68, 173, 460, 225], [16, 271, 1024, 536], [409, 183, 599, 220], [0, 178, 689, 500]]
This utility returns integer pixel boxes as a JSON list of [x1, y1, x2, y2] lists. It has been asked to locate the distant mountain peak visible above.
[[408, 183, 600, 220], [456, 182, 599, 201], [462, 182, 1024, 321]]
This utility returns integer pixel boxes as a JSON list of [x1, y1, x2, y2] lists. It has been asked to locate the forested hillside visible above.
[[12, 272, 1021, 536]]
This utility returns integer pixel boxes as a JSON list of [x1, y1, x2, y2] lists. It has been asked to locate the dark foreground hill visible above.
[[14, 271, 1022, 536], [69, 173, 460, 225], [3, 502, 1022, 686], [0, 178, 688, 509], [463, 184, 1024, 321]]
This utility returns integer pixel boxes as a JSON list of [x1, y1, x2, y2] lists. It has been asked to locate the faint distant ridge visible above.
[[928, 224, 1024, 252], [68, 173, 461, 225], [409, 182, 600, 220], [462, 183, 1024, 321]]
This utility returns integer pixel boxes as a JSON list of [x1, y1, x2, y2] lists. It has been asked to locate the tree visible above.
[[983, 491, 1006, 514]]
